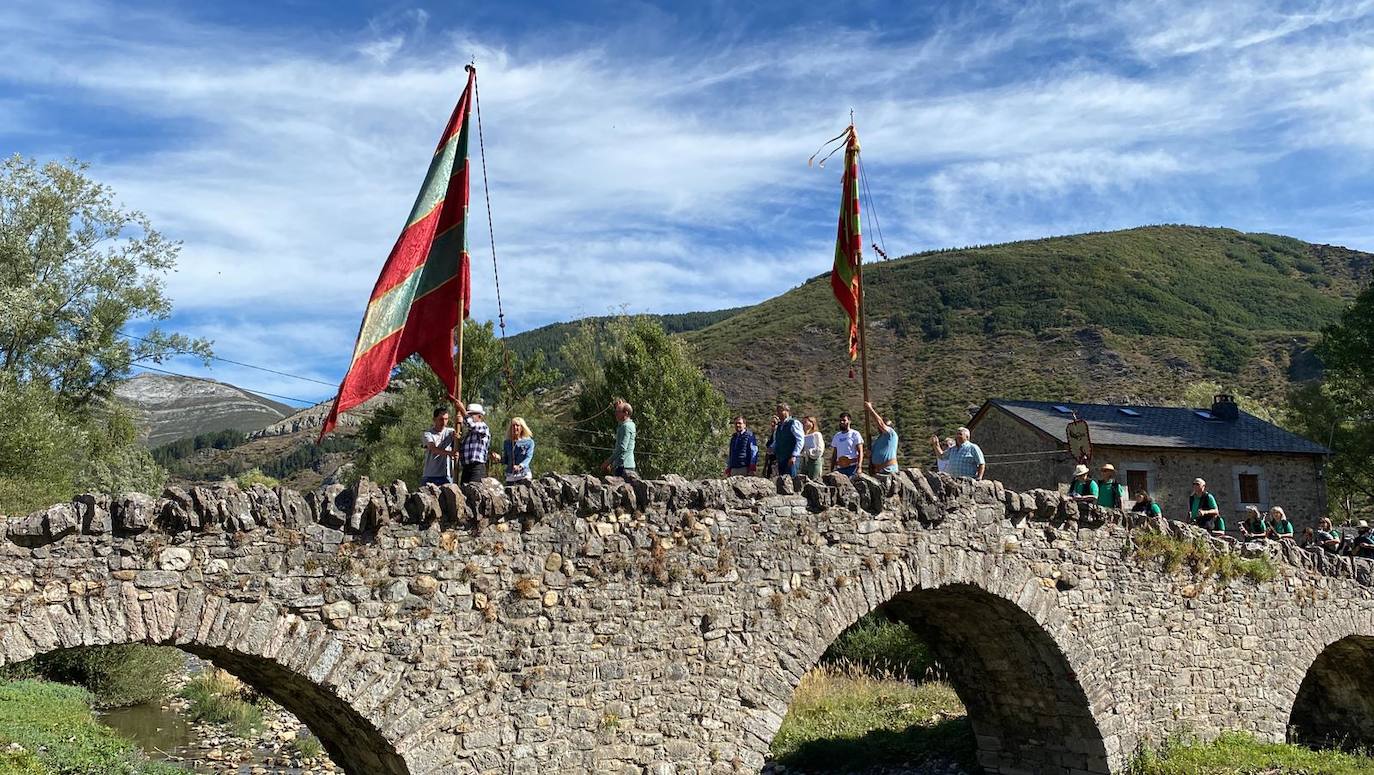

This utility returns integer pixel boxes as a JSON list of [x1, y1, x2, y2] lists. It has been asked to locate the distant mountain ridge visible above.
[[114, 373, 295, 447]]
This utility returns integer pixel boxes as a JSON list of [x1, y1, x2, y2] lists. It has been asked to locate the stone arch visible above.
[[1, 596, 414, 775], [764, 555, 1118, 774], [1289, 633, 1374, 750]]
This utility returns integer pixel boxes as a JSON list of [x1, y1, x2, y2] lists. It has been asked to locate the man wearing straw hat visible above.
[[1096, 464, 1127, 509]]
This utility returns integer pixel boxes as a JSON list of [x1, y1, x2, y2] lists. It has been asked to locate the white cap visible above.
[[1073, 464, 1090, 477], [466, 403, 485, 415], [1193, 478, 1206, 486]]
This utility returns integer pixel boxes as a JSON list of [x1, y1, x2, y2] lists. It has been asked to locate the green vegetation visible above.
[[150, 429, 247, 467], [180, 670, 263, 737], [0, 679, 184, 774], [0, 155, 208, 514], [769, 665, 973, 771], [1131, 732, 1374, 774], [1286, 281, 1374, 520], [163, 434, 355, 484], [234, 468, 280, 490], [1133, 530, 1278, 585], [290, 734, 324, 760], [563, 316, 728, 478], [22, 645, 181, 708], [820, 612, 936, 680]]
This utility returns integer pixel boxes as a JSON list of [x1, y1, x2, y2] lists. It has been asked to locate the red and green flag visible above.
[[830, 126, 862, 361], [320, 66, 476, 440]]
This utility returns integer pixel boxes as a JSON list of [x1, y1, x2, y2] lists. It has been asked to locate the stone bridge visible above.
[[3, 471, 1374, 775]]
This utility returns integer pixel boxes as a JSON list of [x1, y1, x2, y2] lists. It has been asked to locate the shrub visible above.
[[235, 467, 280, 490], [821, 612, 937, 680], [181, 669, 263, 737], [1132, 530, 1277, 586], [291, 734, 324, 760], [0, 679, 184, 774], [25, 645, 182, 707], [1130, 731, 1374, 774]]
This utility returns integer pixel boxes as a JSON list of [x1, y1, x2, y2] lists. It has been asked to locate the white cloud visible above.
[[4, 0, 1374, 393]]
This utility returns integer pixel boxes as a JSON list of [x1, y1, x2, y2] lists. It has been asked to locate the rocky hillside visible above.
[[115, 373, 296, 447]]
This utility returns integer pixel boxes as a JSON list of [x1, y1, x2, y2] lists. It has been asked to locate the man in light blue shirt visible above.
[[930, 426, 985, 479], [865, 402, 899, 475]]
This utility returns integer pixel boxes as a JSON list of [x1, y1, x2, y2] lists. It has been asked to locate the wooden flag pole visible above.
[[454, 317, 465, 419], [851, 115, 873, 469]]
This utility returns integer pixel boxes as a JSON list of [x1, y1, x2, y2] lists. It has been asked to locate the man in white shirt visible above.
[[828, 412, 864, 477]]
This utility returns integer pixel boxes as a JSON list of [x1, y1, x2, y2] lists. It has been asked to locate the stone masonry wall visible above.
[[2, 470, 1374, 775]]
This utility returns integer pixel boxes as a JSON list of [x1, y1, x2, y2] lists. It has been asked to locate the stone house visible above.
[[968, 395, 1332, 529]]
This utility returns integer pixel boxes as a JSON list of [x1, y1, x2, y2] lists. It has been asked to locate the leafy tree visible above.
[[0, 155, 210, 408], [564, 316, 728, 479], [1287, 284, 1374, 518], [0, 156, 202, 514]]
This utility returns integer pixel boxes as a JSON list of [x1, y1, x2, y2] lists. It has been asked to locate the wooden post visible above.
[[858, 249, 872, 468], [454, 317, 465, 419]]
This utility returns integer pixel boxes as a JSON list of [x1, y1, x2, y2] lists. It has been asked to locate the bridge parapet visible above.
[[2, 471, 1373, 775]]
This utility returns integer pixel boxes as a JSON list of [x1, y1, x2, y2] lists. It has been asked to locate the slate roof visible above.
[[977, 399, 1331, 456]]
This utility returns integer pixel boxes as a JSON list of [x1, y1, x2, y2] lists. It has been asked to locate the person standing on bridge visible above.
[[801, 416, 825, 480], [1268, 507, 1295, 541], [503, 417, 535, 486], [1096, 464, 1126, 509], [1068, 464, 1098, 503], [865, 402, 899, 476], [770, 403, 804, 477], [421, 407, 458, 485], [929, 426, 984, 479], [1188, 478, 1220, 525], [828, 412, 864, 477], [725, 416, 758, 477], [460, 404, 494, 485], [603, 400, 637, 478]]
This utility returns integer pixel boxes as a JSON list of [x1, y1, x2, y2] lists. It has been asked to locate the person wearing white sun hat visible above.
[[459, 403, 494, 485], [1069, 463, 1098, 503]]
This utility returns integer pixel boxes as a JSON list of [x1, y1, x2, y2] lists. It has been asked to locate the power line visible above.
[[117, 331, 338, 388]]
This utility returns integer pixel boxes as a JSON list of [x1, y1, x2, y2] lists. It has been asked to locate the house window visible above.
[[1126, 469, 1150, 498], [1238, 473, 1261, 504]]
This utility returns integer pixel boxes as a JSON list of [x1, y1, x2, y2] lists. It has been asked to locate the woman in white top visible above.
[[801, 416, 825, 480]]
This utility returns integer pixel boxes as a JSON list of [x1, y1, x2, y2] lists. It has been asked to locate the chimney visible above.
[[1211, 394, 1239, 421]]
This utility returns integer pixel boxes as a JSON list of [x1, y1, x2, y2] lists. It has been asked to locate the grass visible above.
[[1131, 732, 1374, 774], [820, 612, 938, 681], [289, 734, 324, 760], [0, 679, 185, 775], [1133, 530, 1278, 585], [769, 663, 974, 771], [179, 670, 263, 738]]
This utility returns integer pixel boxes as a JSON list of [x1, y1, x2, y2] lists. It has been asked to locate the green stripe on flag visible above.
[[352, 221, 467, 359], [403, 128, 469, 228]]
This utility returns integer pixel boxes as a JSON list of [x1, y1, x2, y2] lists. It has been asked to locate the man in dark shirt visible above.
[[725, 416, 758, 476]]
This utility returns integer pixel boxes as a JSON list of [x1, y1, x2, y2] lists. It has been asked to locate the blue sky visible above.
[[5, 0, 1374, 406]]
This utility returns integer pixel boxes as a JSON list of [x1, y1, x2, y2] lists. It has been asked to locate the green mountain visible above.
[[510, 225, 1369, 462]]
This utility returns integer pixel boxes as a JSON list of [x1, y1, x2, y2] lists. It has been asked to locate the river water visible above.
[[100, 699, 337, 774]]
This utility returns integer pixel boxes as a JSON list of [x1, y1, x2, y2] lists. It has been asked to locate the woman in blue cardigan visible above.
[[503, 417, 535, 486]]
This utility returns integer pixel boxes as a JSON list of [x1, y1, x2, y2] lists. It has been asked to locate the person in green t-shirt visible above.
[[1188, 478, 1219, 524], [602, 400, 637, 477], [1069, 464, 1098, 502], [1096, 464, 1127, 509], [1132, 489, 1163, 518], [1268, 507, 1295, 540], [1241, 506, 1268, 540]]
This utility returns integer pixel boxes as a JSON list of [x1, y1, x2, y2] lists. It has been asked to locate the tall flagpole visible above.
[[851, 112, 873, 468], [453, 62, 476, 421]]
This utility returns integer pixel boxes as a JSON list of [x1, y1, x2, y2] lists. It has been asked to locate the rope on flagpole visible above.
[[472, 66, 518, 402]]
